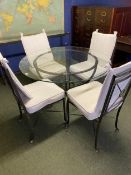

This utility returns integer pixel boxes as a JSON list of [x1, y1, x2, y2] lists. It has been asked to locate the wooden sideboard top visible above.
[[117, 36, 131, 46], [116, 36, 131, 53]]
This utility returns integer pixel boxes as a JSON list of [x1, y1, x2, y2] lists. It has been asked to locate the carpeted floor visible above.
[[0, 74, 131, 175]]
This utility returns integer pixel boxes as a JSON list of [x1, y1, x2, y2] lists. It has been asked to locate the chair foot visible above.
[[29, 139, 34, 144], [64, 122, 69, 129], [17, 115, 23, 122], [29, 133, 34, 144], [115, 128, 119, 132], [95, 148, 100, 153]]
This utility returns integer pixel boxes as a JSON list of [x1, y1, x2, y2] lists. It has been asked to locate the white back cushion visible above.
[[0, 53, 4, 61], [89, 30, 117, 63], [95, 61, 131, 115], [0, 57, 32, 99], [21, 30, 54, 67]]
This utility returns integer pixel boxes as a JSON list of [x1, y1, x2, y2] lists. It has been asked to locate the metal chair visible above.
[[66, 62, 131, 150], [20, 29, 66, 79], [70, 29, 117, 81], [0, 53, 66, 143]]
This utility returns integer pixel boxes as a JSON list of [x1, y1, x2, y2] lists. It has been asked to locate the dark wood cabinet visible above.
[[72, 6, 131, 47]]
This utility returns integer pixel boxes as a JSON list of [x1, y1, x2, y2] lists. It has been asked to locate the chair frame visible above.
[[66, 68, 131, 151], [0, 63, 6, 85], [69, 52, 98, 90], [70, 30, 117, 82], [2, 65, 67, 143]]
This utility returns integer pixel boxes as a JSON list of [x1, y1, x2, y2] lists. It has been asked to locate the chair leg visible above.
[[95, 118, 102, 151], [92, 120, 97, 136], [0, 66, 6, 85], [63, 98, 66, 123], [26, 113, 35, 143], [115, 106, 122, 131], [17, 102, 23, 121], [68, 75, 71, 90], [65, 98, 70, 127]]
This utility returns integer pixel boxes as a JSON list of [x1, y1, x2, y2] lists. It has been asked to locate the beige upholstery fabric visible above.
[[68, 62, 131, 120], [70, 29, 117, 80], [89, 29, 117, 62], [0, 53, 3, 60], [67, 81, 102, 120], [96, 61, 131, 113], [0, 57, 32, 99], [21, 30, 66, 79], [0, 54, 65, 114], [24, 80, 64, 113], [21, 31, 53, 67], [70, 59, 107, 80], [30, 59, 66, 79]]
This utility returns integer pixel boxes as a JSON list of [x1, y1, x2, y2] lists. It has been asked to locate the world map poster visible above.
[[0, 0, 64, 41]]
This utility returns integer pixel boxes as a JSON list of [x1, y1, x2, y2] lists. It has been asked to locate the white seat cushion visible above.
[[68, 62, 131, 121], [23, 80, 65, 113], [30, 60, 66, 79], [70, 60, 107, 80], [67, 81, 102, 120]]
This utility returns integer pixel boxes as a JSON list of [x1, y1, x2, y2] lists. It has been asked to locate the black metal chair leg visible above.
[[26, 113, 35, 143], [65, 98, 70, 127], [63, 98, 67, 123], [29, 132, 35, 144], [17, 102, 23, 121], [0, 65, 5, 84], [92, 120, 97, 136], [95, 118, 102, 151], [115, 106, 122, 131]]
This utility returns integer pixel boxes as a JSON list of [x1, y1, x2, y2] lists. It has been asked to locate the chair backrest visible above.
[[95, 61, 131, 117], [89, 29, 117, 64], [0, 53, 32, 100], [21, 29, 54, 67]]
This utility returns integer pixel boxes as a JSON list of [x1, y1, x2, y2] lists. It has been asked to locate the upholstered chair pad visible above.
[[1, 60, 33, 99], [67, 81, 102, 120], [32, 59, 66, 79], [21, 32, 53, 67], [23, 80, 65, 113], [89, 30, 117, 62], [29, 60, 66, 79], [70, 60, 107, 80], [70, 30, 117, 81]]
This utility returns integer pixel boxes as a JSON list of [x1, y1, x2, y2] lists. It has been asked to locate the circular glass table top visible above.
[[19, 46, 98, 82]]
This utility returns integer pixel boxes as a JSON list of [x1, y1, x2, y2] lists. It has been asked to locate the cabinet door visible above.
[[72, 7, 85, 46], [94, 7, 112, 33], [111, 8, 125, 36], [120, 8, 131, 35], [111, 7, 131, 36], [72, 6, 94, 47], [82, 7, 94, 47]]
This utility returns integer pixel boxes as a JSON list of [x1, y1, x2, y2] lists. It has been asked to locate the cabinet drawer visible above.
[[94, 8, 112, 29], [82, 37, 91, 47], [72, 6, 131, 48]]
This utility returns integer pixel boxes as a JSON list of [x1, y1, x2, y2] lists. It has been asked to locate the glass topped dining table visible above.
[[19, 46, 98, 90]]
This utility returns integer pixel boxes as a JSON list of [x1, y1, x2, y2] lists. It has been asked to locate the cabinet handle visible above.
[[86, 33, 90, 37], [86, 17, 91, 21], [101, 11, 107, 16], [100, 19, 105, 23], [86, 10, 91, 15]]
